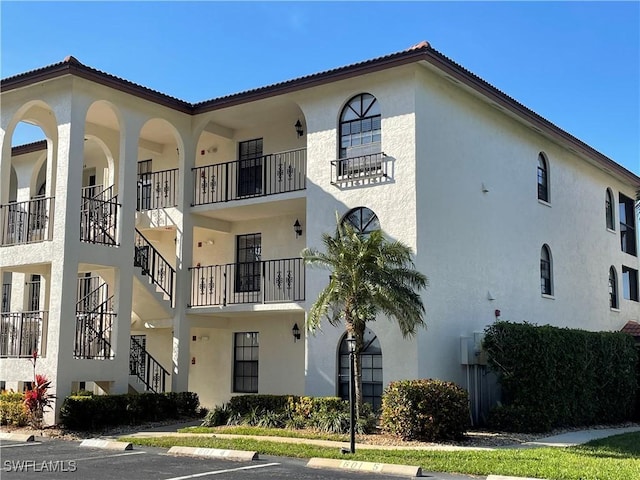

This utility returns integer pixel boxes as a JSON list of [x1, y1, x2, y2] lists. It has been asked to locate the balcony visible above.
[[0, 197, 54, 246], [137, 168, 179, 211], [0, 311, 45, 357], [192, 148, 306, 206], [189, 258, 305, 307], [331, 151, 389, 185]]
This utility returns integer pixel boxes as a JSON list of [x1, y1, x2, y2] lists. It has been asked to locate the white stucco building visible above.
[[1, 42, 638, 423]]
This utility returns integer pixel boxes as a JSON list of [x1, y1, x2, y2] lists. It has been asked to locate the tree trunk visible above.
[[353, 322, 366, 421]]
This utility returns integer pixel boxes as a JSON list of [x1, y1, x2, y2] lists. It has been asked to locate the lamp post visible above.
[[346, 334, 356, 454]]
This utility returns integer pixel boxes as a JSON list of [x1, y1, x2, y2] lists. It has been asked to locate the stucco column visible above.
[[109, 116, 143, 395], [46, 96, 88, 422], [0, 109, 15, 204], [171, 135, 195, 393]]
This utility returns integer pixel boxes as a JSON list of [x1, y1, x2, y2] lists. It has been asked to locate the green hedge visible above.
[[60, 392, 199, 431], [484, 321, 638, 432], [379, 379, 470, 441]]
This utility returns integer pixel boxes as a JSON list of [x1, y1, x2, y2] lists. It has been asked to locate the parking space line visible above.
[[164, 462, 281, 480], [0, 442, 41, 449], [69, 451, 146, 462]]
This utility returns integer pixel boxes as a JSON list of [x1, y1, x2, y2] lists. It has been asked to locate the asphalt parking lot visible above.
[[0, 438, 474, 480]]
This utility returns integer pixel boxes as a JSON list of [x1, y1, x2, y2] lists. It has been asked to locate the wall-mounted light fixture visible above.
[[294, 219, 303, 238], [292, 323, 301, 342], [294, 119, 304, 138]]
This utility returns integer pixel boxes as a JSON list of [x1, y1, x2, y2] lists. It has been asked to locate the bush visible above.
[[59, 391, 199, 431], [380, 379, 470, 441], [202, 404, 230, 427], [0, 392, 29, 427], [484, 321, 638, 432]]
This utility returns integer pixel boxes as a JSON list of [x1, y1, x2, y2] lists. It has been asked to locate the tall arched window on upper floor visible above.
[[605, 189, 615, 230], [537, 153, 549, 202], [540, 244, 553, 296], [339, 93, 381, 159], [609, 266, 619, 309]]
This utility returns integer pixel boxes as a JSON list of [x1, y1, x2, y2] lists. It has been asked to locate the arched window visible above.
[[605, 189, 615, 230], [341, 206, 380, 234], [609, 266, 618, 309], [540, 244, 553, 295], [339, 93, 381, 159], [338, 328, 383, 410], [537, 153, 549, 202]]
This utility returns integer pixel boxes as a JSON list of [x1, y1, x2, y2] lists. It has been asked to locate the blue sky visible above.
[[1, 1, 638, 174]]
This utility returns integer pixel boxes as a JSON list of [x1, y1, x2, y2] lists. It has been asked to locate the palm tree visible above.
[[302, 218, 427, 417]]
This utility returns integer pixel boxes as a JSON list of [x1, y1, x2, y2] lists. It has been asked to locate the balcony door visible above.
[[236, 233, 261, 293], [238, 139, 263, 197], [137, 160, 152, 211]]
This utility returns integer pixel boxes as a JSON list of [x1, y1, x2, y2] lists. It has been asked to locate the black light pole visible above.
[[347, 334, 356, 454]]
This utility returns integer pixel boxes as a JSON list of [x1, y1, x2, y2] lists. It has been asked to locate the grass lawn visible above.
[[120, 430, 640, 480]]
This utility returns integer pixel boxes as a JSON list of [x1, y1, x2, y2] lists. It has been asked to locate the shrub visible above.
[[59, 391, 200, 431], [0, 392, 29, 427], [380, 379, 470, 441], [484, 321, 638, 432], [201, 404, 230, 427]]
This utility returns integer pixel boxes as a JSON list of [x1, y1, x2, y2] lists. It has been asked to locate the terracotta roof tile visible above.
[[621, 321, 640, 337]]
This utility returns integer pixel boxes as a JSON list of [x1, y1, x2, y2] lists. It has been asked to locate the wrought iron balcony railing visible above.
[[330, 151, 388, 184], [192, 148, 306, 206], [0, 311, 45, 358], [0, 197, 54, 246], [189, 258, 305, 307], [1, 283, 10, 313], [74, 294, 115, 360], [137, 168, 179, 211]]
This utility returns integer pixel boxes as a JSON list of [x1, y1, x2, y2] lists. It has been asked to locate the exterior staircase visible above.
[[80, 185, 119, 246], [74, 278, 115, 359], [133, 228, 175, 308], [129, 336, 170, 393]]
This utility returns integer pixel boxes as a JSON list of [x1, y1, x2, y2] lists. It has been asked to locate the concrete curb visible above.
[[0, 432, 35, 442], [307, 458, 421, 477], [168, 446, 258, 461], [79, 439, 133, 450], [487, 476, 547, 480]]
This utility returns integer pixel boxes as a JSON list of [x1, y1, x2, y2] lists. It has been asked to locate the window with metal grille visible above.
[[341, 207, 380, 235], [233, 332, 258, 393]]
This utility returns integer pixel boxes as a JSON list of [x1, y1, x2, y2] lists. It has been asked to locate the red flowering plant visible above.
[[23, 351, 54, 429]]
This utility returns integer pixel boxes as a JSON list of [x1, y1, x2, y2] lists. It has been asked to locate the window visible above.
[[540, 245, 553, 295], [537, 153, 549, 202], [341, 207, 380, 234], [619, 194, 637, 256], [27, 275, 41, 311], [233, 332, 258, 393], [238, 138, 263, 197], [338, 328, 383, 411], [622, 266, 639, 302], [339, 93, 381, 160], [609, 266, 618, 309], [236, 234, 261, 292], [605, 189, 615, 230]]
